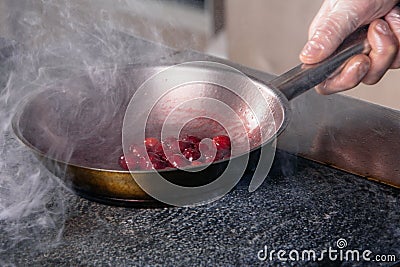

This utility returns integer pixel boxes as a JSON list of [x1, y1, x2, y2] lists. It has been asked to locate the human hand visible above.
[[300, 0, 400, 94]]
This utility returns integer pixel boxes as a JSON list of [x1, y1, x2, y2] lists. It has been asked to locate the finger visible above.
[[385, 6, 400, 69], [300, 1, 363, 64], [300, 19, 355, 65], [300, 0, 399, 65], [362, 19, 398, 85], [307, 1, 332, 38], [315, 54, 370, 94]]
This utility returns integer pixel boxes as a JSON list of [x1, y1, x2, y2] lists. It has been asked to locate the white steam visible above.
[[0, 0, 192, 263]]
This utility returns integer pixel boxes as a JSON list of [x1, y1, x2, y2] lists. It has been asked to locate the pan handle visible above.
[[270, 25, 371, 101]]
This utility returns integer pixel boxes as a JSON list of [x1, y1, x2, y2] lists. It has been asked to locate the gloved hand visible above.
[[300, 0, 400, 94]]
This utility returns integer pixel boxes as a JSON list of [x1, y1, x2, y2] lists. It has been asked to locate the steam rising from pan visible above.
[[0, 0, 190, 262]]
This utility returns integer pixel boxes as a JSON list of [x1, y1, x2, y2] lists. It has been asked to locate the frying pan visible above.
[[12, 27, 370, 206]]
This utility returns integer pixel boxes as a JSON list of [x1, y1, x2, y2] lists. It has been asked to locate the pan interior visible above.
[[13, 65, 286, 171]]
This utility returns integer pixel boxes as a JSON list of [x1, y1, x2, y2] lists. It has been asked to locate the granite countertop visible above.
[[0, 35, 399, 266], [3, 152, 399, 266]]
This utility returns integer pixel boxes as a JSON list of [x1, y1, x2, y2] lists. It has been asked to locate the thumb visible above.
[[300, 1, 366, 64]]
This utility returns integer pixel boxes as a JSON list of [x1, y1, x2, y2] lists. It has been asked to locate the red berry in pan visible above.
[[149, 152, 169, 170], [118, 154, 138, 170], [138, 156, 153, 170], [162, 137, 181, 154], [199, 142, 209, 152], [179, 140, 191, 152], [121, 134, 233, 170], [182, 135, 201, 148], [144, 137, 161, 152], [212, 135, 231, 151], [162, 137, 191, 153], [148, 152, 160, 162], [214, 149, 231, 162], [168, 154, 190, 168], [198, 139, 217, 163], [182, 148, 201, 162], [152, 143, 165, 157], [118, 155, 129, 170], [151, 159, 168, 170], [186, 135, 201, 144], [129, 144, 146, 157], [214, 151, 224, 162]]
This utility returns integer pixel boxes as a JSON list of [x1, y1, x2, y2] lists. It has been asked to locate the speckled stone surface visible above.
[[0, 35, 399, 267], [1, 152, 399, 267]]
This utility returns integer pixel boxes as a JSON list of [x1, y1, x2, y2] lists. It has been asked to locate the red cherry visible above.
[[162, 137, 181, 154], [199, 142, 209, 152], [122, 134, 233, 170], [166, 161, 175, 168], [161, 138, 190, 153], [203, 156, 214, 163], [182, 135, 201, 148], [182, 148, 201, 161], [148, 152, 160, 162], [138, 156, 153, 170], [118, 154, 138, 170], [118, 155, 129, 170], [153, 143, 165, 157], [198, 139, 217, 163], [186, 135, 201, 144], [144, 137, 161, 152], [168, 154, 190, 168], [214, 152, 223, 162], [155, 162, 167, 170], [151, 159, 168, 170], [212, 135, 231, 151], [214, 149, 231, 162], [202, 153, 216, 163], [129, 144, 146, 157], [178, 140, 191, 152], [150, 152, 169, 169]]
